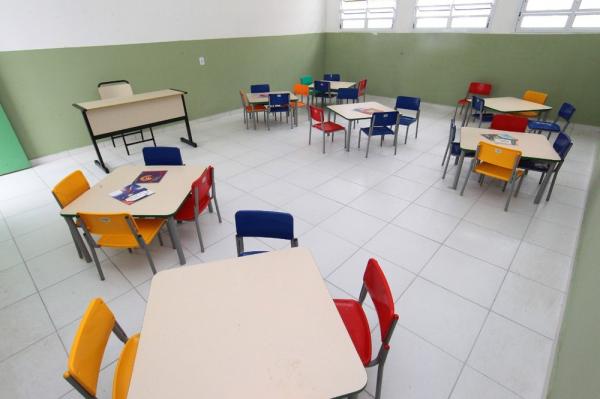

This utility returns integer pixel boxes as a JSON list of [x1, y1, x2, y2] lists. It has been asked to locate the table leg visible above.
[[167, 216, 186, 265], [179, 96, 198, 147], [534, 162, 556, 204], [461, 103, 470, 127], [452, 150, 466, 190], [346, 119, 352, 151], [65, 217, 92, 263]]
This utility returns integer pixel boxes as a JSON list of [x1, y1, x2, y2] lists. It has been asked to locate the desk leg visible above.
[[82, 111, 110, 173], [167, 217, 186, 265], [346, 119, 353, 152], [65, 217, 92, 263], [452, 150, 466, 190], [534, 162, 556, 204], [179, 96, 198, 148]]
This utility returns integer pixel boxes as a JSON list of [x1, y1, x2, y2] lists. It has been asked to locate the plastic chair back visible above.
[[523, 90, 548, 105], [314, 80, 330, 94], [477, 142, 522, 170], [268, 93, 290, 108], [191, 167, 213, 211], [363, 259, 398, 342], [337, 88, 359, 100], [143, 146, 183, 166], [372, 111, 400, 128], [472, 96, 485, 113], [553, 132, 573, 160], [323, 73, 341, 81], [250, 84, 270, 93], [309, 105, 324, 123], [52, 170, 90, 208], [358, 79, 367, 95], [395, 96, 421, 111], [490, 114, 528, 133], [113, 334, 140, 399], [78, 213, 136, 236], [98, 80, 133, 99], [558, 102, 576, 121], [467, 82, 492, 96], [293, 84, 310, 96], [239, 90, 249, 107], [299, 75, 313, 85], [235, 210, 294, 240]]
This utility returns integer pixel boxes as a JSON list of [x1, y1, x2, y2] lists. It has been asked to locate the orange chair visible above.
[[77, 213, 167, 280], [516, 90, 548, 118], [292, 83, 310, 126], [460, 141, 524, 211], [64, 298, 140, 399], [333, 259, 399, 399], [239, 90, 266, 130], [490, 114, 528, 133]]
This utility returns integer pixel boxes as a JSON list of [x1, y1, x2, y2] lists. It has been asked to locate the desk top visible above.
[[477, 97, 552, 113], [128, 248, 367, 399], [460, 127, 561, 161], [327, 101, 395, 121], [246, 91, 299, 104], [309, 81, 356, 91], [74, 89, 185, 111], [60, 165, 204, 217]]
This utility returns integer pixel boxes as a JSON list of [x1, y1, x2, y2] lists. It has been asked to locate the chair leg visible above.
[[441, 141, 451, 166], [358, 131, 362, 148], [157, 231, 164, 246], [139, 240, 158, 275], [207, 201, 214, 213], [213, 198, 223, 223], [538, 172, 545, 184], [460, 159, 475, 196], [193, 216, 205, 253], [502, 182, 507, 192], [415, 118, 419, 139], [442, 152, 452, 179], [393, 132, 398, 155], [546, 171, 559, 201], [505, 179, 517, 211], [404, 126, 409, 144], [374, 363, 386, 399], [515, 170, 527, 197], [308, 125, 312, 145], [83, 234, 105, 281], [365, 135, 372, 158], [322, 132, 326, 154]]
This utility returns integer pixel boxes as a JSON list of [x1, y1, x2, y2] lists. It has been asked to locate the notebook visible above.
[[133, 170, 167, 184], [110, 184, 154, 205]]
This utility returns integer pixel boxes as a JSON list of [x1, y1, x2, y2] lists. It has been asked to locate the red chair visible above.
[[455, 82, 493, 119], [334, 259, 399, 399], [358, 78, 368, 102], [490, 114, 528, 133], [308, 105, 346, 154], [174, 166, 222, 252]]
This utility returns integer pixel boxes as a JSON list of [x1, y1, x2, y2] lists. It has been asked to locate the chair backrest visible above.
[[337, 88, 359, 100], [293, 83, 310, 96], [250, 84, 270, 93], [522, 90, 548, 105], [78, 213, 137, 236], [235, 210, 295, 240], [558, 102, 576, 121], [98, 80, 133, 99], [191, 167, 213, 212], [467, 82, 492, 96], [268, 93, 290, 108], [64, 298, 116, 397], [448, 122, 457, 143], [323, 73, 341, 81], [299, 75, 313, 85], [371, 111, 400, 129], [363, 259, 398, 343], [309, 105, 324, 123], [239, 90, 249, 107], [143, 146, 183, 166], [52, 170, 90, 208], [358, 79, 367, 95], [112, 334, 140, 399], [395, 96, 421, 111], [314, 80, 330, 93], [477, 142, 522, 170], [471, 95, 485, 112], [553, 132, 573, 160], [490, 114, 528, 133]]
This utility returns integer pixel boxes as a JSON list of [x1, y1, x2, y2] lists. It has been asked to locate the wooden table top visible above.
[[74, 89, 185, 111], [309, 81, 356, 90], [474, 97, 552, 113], [327, 101, 395, 121]]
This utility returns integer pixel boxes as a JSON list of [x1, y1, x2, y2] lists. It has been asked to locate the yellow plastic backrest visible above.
[[113, 334, 140, 399], [52, 170, 90, 208], [477, 142, 521, 170], [79, 213, 137, 236], [293, 83, 309, 96], [64, 298, 115, 396], [522, 90, 548, 105]]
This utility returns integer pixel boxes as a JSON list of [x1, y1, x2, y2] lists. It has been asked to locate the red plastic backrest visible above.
[[363, 258, 397, 342], [309, 105, 324, 123], [468, 82, 492, 96], [358, 79, 367, 95], [490, 114, 528, 133], [191, 167, 212, 207]]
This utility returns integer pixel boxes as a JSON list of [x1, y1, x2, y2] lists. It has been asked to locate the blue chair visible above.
[[441, 121, 475, 179], [516, 132, 573, 201], [336, 88, 359, 104], [234, 210, 298, 257], [359, 111, 401, 158], [266, 93, 291, 130], [324, 73, 341, 81], [395, 96, 421, 144], [466, 96, 494, 127], [142, 146, 183, 166], [313, 80, 335, 106], [250, 84, 270, 93], [528, 102, 576, 139]]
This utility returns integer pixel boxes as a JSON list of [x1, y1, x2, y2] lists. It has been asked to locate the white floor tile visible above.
[[349, 190, 411, 222], [14, 220, 73, 261], [451, 367, 521, 399], [0, 264, 36, 309], [393, 204, 460, 243], [319, 207, 387, 246], [0, 239, 23, 271], [314, 177, 369, 204], [524, 218, 578, 256], [416, 186, 478, 218], [283, 192, 343, 225], [534, 200, 584, 229], [394, 164, 442, 186], [250, 179, 308, 207], [0, 218, 10, 242], [337, 165, 390, 188], [464, 202, 531, 239], [299, 227, 359, 277], [225, 169, 275, 192], [510, 242, 572, 292], [373, 176, 430, 201]]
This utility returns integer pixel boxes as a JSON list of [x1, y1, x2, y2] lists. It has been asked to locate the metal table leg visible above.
[[534, 161, 556, 204], [166, 216, 186, 265], [346, 119, 353, 151], [452, 150, 466, 189]]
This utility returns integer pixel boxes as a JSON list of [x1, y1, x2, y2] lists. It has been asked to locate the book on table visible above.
[[354, 107, 384, 115], [481, 133, 518, 146], [110, 184, 154, 205], [133, 170, 167, 184]]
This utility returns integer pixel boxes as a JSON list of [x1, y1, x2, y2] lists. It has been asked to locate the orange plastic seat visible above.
[[293, 83, 310, 108], [240, 89, 266, 129], [515, 90, 548, 118]]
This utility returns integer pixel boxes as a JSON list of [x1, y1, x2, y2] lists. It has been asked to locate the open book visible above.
[[110, 183, 154, 205]]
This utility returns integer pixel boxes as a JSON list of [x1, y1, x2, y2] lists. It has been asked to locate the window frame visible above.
[[412, 1, 497, 32], [338, 0, 398, 32], [516, 0, 600, 32]]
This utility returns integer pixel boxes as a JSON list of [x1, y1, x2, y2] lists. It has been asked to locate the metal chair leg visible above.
[[139, 240, 158, 275], [442, 152, 452, 179], [83, 234, 105, 281], [546, 171, 559, 201], [193, 216, 205, 252], [157, 231, 164, 246], [460, 159, 476, 196], [365, 134, 372, 158], [322, 132, 326, 154], [404, 126, 409, 144], [505, 179, 517, 211], [213, 198, 223, 223]]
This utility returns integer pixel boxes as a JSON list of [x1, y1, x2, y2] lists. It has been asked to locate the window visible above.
[[414, 0, 496, 30], [518, 0, 600, 30], [340, 0, 397, 30]]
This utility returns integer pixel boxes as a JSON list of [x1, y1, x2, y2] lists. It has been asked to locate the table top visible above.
[[460, 127, 561, 161], [309, 81, 356, 91], [73, 89, 185, 111], [246, 91, 299, 104], [327, 101, 395, 121], [474, 97, 552, 113], [60, 165, 205, 217], [128, 248, 367, 399]]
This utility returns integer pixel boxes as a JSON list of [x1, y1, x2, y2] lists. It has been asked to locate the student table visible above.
[[60, 165, 205, 265], [462, 96, 552, 126], [128, 248, 367, 399], [73, 89, 196, 173], [327, 101, 395, 151], [308, 81, 356, 91], [246, 91, 300, 125], [452, 127, 561, 203]]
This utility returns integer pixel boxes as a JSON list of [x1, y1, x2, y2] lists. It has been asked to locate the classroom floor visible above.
[[0, 96, 597, 399]]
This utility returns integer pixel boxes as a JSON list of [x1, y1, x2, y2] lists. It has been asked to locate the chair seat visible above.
[[245, 105, 266, 112], [399, 116, 416, 126], [293, 101, 306, 108], [313, 121, 345, 133], [473, 113, 494, 122], [334, 299, 372, 366], [360, 126, 395, 136], [269, 106, 289, 113], [97, 218, 165, 248], [514, 111, 539, 118], [239, 250, 268, 257], [475, 162, 523, 182], [457, 98, 469, 106], [518, 159, 551, 172], [313, 92, 336, 98], [174, 194, 211, 221], [113, 334, 140, 399], [528, 120, 560, 132]]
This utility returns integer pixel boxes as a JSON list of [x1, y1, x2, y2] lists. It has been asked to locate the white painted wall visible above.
[[0, 0, 326, 51]]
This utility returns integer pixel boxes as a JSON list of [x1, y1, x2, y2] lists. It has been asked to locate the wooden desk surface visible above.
[[327, 101, 395, 121], [74, 89, 185, 111], [60, 165, 204, 217], [309, 81, 356, 90], [246, 91, 299, 104], [477, 97, 552, 113], [460, 127, 561, 161], [128, 248, 367, 399]]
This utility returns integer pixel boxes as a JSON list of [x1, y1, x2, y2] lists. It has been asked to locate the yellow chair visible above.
[[64, 298, 140, 399], [460, 141, 523, 211], [516, 90, 548, 118], [77, 213, 166, 280], [52, 170, 91, 261]]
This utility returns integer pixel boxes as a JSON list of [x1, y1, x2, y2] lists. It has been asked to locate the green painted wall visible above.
[[324, 32, 600, 126], [0, 33, 325, 158], [547, 149, 600, 399]]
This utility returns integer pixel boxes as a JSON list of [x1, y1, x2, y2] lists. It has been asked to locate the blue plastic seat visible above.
[[250, 84, 270, 93], [395, 96, 422, 143], [323, 73, 341, 81], [359, 111, 401, 158], [467, 96, 494, 127], [234, 210, 298, 257], [266, 93, 292, 130], [142, 146, 183, 166], [313, 80, 335, 106], [441, 121, 475, 179], [528, 102, 575, 138]]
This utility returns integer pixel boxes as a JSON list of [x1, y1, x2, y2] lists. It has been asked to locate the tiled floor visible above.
[[0, 95, 597, 399]]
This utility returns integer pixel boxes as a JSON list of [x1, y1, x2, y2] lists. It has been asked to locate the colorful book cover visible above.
[[355, 107, 383, 115], [482, 133, 518, 146], [133, 170, 167, 184], [110, 184, 154, 205]]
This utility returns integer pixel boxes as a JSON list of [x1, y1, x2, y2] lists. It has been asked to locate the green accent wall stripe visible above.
[[0, 104, 30, 175]]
